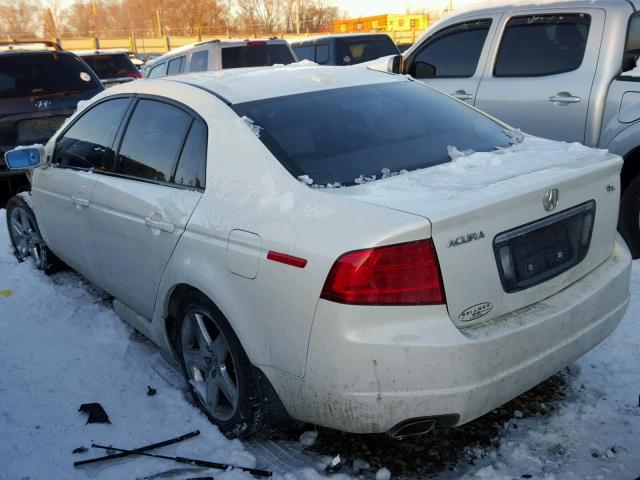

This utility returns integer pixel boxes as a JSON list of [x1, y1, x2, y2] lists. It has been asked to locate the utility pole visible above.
[[295, 0, 301, 35], [91, 0, 97, 36], [156, 8, 162, 37]]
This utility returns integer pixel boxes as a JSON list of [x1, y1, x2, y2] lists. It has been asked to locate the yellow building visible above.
[[333, 14, 429, 38]]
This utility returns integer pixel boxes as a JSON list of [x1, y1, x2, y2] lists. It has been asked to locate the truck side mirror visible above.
[[387, 54, 404, 74], [4, 145, 46, 170]]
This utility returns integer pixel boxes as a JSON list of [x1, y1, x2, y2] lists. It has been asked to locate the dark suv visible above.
[[0, 41, 103, 204]]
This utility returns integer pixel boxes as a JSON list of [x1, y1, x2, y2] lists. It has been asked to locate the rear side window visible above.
[[147, 62, 167, 78], [336, 36, 398, 65], [293, 45, 314, 61], [232, 81, 517, 187], [167, 56, 185, 75], [409, 20, 491, 78], [81, 54, 137, 79], [54, 98, 130, 171], [221, 44, 295, 69], [0, 53, 100, 98], [174, 119, 207, 189], [190, 51, 209, 72], [115, 100, 192, 183], [316, 44, 330, 64], [495, 14, 590, 77], [623, 14, 640, 71]]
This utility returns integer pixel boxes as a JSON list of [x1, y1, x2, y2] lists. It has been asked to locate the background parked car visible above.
[[75, 49, 143, 87], [291, 33, 399, 65], [143, 38, 296, 78], [387, 0, 640, 257], [0, 40, 103, 206]]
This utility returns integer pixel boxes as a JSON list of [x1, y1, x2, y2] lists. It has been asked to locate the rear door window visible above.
[[409, 20, 492, 78], [316, 44, 330, 64], [495, 14, 591, 77], [232, 81, 518, 187], [190, 50, 209, 72], [221, 44, 295, 68], [336, 36, 398, 65], [114, 99, 192, 183], [147, 62, 167, 78], [623, 14, 640, 71], [81, 54, 138, 79], [293, 45, 314, 61], [0, 52, 100, 98], [54, 98, 131, 171], [174, 119, 207, 189], [167, 56, 185, 75]]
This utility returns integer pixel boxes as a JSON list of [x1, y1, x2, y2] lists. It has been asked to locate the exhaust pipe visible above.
[[387, 414, 459, 439]]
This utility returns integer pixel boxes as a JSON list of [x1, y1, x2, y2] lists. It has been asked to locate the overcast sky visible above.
[[339, 0, 482, 16]]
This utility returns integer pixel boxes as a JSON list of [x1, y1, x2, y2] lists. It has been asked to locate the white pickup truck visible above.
[[389, 0, 640, 256]]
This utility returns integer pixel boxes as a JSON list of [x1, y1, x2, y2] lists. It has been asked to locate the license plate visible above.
[[494, 201, 595, 293]]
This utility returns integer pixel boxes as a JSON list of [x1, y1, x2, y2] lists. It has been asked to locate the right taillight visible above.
[[320, 239, 445, 306]]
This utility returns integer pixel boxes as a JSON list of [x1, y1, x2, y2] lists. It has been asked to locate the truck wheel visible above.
[[619, 175, 640, 258], [5, 195, 62, 274], [176, 293, 266, 437]]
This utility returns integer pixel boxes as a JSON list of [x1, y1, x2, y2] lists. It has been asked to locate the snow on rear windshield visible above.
[[232, 81, 520, 187]]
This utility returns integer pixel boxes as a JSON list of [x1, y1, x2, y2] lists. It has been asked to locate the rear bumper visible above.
[[286, 236, 631, 433]]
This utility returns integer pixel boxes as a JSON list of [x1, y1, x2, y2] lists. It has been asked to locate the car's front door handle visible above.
[[452, 90, 473, 101], [71, 195, 90, 208], [145, 216, 175, 233], [549, 93, 582, 104]]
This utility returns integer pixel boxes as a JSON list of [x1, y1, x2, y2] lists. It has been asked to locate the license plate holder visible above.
[[494, 201, 596, 293]]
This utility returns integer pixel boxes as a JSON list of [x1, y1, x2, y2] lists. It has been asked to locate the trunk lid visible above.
[[327, 137, 622, 326]]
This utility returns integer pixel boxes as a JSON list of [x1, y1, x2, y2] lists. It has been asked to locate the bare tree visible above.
[[0, 0, 44, 38]]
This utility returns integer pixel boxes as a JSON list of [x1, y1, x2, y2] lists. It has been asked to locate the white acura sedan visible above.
[[4, 65, 631, 438]]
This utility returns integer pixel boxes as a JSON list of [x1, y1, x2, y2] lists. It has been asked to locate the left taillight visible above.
[[127, 72, 143, 79], [320, 239, 445, 306]]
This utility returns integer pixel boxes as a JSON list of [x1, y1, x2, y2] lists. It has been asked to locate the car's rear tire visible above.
[[5, 194, 62, 274], [619, 176, 640, 258], [176, 293, 265, 437]]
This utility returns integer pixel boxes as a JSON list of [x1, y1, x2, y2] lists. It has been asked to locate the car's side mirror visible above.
[[4, 145, 46, 170], [387, 54, 404, 74]]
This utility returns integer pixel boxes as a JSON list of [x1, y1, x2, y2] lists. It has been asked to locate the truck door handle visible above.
[[452, 90, 473, 101], [549, 93, 581, 104], [71, 195, 90, 208], [145, 216, 175, 233]]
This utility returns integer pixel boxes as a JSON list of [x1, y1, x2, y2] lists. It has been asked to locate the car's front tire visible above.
[[5, 194, 62, 274], [176, 293, 265, 437]]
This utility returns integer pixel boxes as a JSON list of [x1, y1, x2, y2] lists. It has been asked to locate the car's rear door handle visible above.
[[71, 195, 90, 208], [452, 90, 473, 101], [549, 93, 581, 104], [145, 216, 175, 233]]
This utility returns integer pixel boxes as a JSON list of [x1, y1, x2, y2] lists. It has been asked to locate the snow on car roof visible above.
[[162, 64, 403, 104]]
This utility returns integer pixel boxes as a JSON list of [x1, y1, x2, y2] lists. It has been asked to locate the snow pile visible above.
[[330, 136, 613, 207]]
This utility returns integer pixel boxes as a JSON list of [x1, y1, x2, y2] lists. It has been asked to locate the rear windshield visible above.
[[232, 81, 519, 187], [0, 53, 101, 98], [336, 36, 399, 65], [81, 53, 138, 79], [222, 44, 295, 69]]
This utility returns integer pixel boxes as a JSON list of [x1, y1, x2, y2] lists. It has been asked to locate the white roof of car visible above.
[[161, 64, 402, 104]]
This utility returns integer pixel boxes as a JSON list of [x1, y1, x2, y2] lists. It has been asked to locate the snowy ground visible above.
[[1, 209, 639, 480]]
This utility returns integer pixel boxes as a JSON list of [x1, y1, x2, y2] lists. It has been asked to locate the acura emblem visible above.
[[34, 100, 51, 109], [543, 188, 559, 212]]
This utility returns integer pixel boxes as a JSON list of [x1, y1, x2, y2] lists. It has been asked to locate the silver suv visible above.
[[389, 0, 640, 256], [143, 38, 296, 78]]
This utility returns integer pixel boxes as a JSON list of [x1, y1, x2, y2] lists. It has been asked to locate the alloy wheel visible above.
[[181, 310, 240, 421], [9, 206, 44, 269]]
